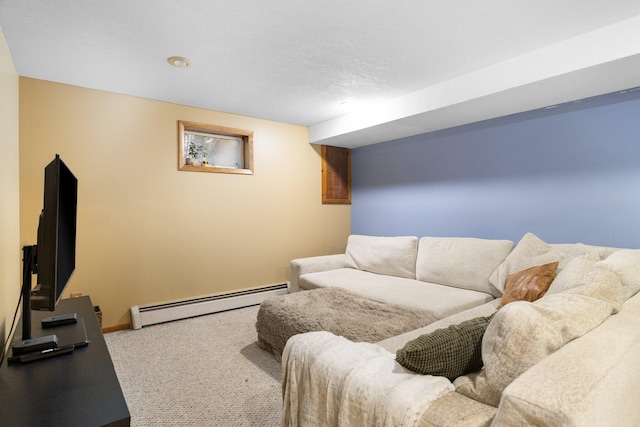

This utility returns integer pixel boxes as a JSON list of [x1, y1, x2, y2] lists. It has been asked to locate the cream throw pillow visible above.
[[344, 235, 418, 279], [489, 232, 572, 295], [416, 237, 513, 297], [570, 268, 623, 313], [547, 252, 600, 295], [455, 268, 622, 407], [592, 249, 640, 301]]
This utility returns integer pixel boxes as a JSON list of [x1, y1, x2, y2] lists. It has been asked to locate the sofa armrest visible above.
[[289, 254, 345, 292], [493, 291, 640, 427]]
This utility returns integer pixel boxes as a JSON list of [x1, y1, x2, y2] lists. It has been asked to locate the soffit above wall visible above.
[[310, 16, 640, 148]]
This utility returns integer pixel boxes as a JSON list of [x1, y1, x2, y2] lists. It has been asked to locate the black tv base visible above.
[[0, 296, 130, 426]]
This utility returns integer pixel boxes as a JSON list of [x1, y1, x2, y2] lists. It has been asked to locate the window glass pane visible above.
[[184, 130, 244, 169], [179, 120, 253, 175]]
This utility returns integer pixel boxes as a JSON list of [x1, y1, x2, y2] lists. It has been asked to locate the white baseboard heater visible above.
[[130, 283, 288, 329]]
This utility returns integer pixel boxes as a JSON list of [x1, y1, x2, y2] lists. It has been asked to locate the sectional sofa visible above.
[[282, 233, 640, 426]]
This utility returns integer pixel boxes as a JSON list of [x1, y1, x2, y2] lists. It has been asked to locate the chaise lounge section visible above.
[[258, 234, 512, 361], [291, 234, 514, 318]]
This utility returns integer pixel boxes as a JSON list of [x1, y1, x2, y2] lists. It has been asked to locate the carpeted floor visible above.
[[104, 305, 282, 426]]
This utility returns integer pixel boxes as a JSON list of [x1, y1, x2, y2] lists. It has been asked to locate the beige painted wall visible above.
[[0, 27, 20, 351], [19, 78, 350, 328]]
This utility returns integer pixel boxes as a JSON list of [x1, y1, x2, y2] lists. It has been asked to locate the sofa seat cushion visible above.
[[417, 391, 497, 427], [344, 234, 419, 279], [416, 237, 514, 297], [299, 268, 494, 319]]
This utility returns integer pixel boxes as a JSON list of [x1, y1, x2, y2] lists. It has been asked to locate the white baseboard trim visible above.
[[130, 283, 288, 329]]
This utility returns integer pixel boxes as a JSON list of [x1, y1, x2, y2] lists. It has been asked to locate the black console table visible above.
[[0, 296, 130, 426]]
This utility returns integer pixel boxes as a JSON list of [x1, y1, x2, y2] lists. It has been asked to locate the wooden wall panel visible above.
[[322, 145, 351, 204]]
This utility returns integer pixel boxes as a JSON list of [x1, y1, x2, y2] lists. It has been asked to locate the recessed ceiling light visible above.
[[167, 56, 192, 68]]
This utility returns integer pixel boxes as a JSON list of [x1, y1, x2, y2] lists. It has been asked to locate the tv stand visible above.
[[0, 296, 130, 426]]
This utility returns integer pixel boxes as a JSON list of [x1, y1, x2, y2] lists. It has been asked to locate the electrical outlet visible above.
[[70, 292, 83, 298]]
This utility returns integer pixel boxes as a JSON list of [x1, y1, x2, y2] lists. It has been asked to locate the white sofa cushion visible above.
[[416, 237, 514, 297], [344, 234, 418, 279], [299, 268, 494, 319], [547, 252, 600, 295], [592, 249, 640, 301], [551, 242, 618, 260], [489, 232, 572, 295], [455, 268, 622, 407]]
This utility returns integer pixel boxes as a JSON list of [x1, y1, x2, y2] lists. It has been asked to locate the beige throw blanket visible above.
[[258, 287, 437, 360], [282, 331, 453, 427]]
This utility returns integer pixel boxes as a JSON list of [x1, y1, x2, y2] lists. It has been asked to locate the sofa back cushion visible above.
[[344, 235, 418, 279], [551, 242, 618, 260], [416, 237, 514, 297]]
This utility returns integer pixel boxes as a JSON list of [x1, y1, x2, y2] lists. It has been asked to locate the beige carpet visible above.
[[104, 305, 281, 427]]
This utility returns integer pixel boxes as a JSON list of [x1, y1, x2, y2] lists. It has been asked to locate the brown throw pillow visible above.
[[498, 261, 558, 308]]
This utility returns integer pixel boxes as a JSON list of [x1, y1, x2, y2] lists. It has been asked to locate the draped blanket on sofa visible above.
[[282, 331, 453, 427]]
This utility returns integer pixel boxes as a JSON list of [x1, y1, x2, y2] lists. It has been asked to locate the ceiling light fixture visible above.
[[167, 56, 192, 68]]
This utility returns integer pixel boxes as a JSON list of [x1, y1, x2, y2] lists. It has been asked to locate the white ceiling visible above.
[[2, 0, 640, 148]]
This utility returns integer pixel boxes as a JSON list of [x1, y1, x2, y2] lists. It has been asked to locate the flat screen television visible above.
[[31, 154, 78, 311], [11, 154, 79, 356]]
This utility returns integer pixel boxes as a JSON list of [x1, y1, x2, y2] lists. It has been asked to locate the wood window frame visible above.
[[178, 120, 254, 175]]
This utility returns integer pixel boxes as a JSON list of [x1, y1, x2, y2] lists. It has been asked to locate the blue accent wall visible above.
[[351, 89, 640, 248]]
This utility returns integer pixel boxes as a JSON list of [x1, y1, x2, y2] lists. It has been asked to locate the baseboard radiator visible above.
[[130, 283, 288, 329]]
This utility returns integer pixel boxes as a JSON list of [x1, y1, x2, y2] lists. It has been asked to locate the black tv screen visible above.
[[30, 154, 78, 311]]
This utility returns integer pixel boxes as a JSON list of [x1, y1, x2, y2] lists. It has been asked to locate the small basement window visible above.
[[178, 120, 254, 175]]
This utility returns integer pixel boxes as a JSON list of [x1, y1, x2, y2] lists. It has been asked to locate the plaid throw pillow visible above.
[[396, 314, 495, 381]]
